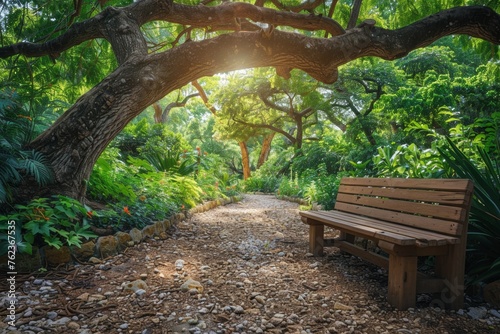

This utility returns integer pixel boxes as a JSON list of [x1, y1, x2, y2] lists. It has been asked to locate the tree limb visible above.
[[0, 0, 346, 60], [232, 117, 297, 144], [160, 93, 200, 123]]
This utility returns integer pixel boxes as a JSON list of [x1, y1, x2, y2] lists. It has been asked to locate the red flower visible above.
[[123, 206, 131, 215], [86, 211, 94, 218]]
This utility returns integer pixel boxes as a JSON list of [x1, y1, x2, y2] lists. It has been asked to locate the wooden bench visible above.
[[300, 177, 474, 310]]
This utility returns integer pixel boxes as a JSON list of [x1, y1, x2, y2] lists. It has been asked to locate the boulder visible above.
[[72, 241, 95, 261], [96, 235, 118, 258], [141, 224, 156, 239], [129, 228, 142, 244], [115, 232, 132, 250], [484, 280, 500, 308], [43, 246, 71, 265]]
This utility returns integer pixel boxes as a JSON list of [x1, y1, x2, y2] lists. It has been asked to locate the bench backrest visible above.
[[335, 177, 474, 236]]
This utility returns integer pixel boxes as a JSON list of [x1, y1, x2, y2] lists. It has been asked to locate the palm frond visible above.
[[19, 150, 54, 186]]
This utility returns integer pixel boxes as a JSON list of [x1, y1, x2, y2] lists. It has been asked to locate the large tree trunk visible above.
[[2, 3, 496, 201], [239, 142, 251, 180]]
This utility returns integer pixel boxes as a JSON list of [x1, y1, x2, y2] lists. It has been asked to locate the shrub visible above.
[[303, 172, 345, 210], [244, 175, 281, 193], [0, 195, 96, 255], [87, 148, 136, 202]]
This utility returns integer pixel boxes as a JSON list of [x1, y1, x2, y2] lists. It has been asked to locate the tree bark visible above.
[[239, 142, 251, 180], [257, 133, 275, 168], [347, 0, 363, 29], [0, 3, 497, 201]]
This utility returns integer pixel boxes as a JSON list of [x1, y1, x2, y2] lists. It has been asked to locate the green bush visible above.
[[87, 148, 136, 202], [0, 195, 96, 255], [112, 120, 190, 159], [292, 144, 342, 176], [303, 172, 345, 210], [277, 172, 301, 197], [244, 175, 280, 193], [372, 143, 445, 178]]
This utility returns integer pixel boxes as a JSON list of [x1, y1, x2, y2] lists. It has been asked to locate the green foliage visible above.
[[438, 137, 500, 285], [87, 148, 136, 202], [278, 174, 301, 198], [291, 144, 342, 176], [143, 150, 198, 176], [113, 120, 190, 159], [372, 143, 445, 178], [0, 89, 53, 205], [244, 175, 281, 193], [168, 175, 203, 208], [90, 197, 179, 232], [0, 196, 96, 255], [87, 144, 221, 231], [303, 172, 345, 210]]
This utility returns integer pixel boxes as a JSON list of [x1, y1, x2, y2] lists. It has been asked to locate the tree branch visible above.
[[156, 93, 199, 123], [0, 0, 346, 60], [232, 117, 296, 144]]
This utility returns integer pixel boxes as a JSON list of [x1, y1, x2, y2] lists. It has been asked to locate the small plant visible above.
[[0, 195, 97, 255], [304, 181, 318, 205], [278, 172, 301, 198], [143, 150, 199, 176]]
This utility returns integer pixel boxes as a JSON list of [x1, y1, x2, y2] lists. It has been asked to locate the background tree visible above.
[[320, 58, 403, 146]]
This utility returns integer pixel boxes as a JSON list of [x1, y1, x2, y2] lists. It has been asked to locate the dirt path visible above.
[[2, 194, 499, 333]]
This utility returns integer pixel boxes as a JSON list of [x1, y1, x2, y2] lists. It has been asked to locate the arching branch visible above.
[[155, 93, 200, 123], [0, 0, 346, 60]]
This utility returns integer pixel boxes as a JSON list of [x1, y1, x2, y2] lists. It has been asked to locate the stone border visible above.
[[1, 196, 241, 271]]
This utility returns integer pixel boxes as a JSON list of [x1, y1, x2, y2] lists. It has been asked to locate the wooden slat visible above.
[[338, 185, 471, 206], [301, 212, 417, 246], [340, 177, 473, 192], [334, 202, 461, 236], [336, 193, 468, 222], [307, 210, 458, 245]]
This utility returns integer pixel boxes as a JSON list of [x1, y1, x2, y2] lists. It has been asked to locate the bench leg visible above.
[[309, 224, 324, 256], [387, 254, 417, 310], [434, 244, 465, 310]]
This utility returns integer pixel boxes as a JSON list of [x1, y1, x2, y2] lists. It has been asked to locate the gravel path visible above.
[[2, 194, 499, 333]]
